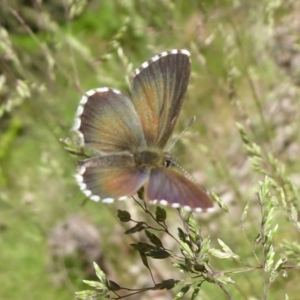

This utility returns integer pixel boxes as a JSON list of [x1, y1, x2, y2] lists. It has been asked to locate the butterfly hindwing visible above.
[[145, 168, 213, 212], [76, 154, 149, 202]]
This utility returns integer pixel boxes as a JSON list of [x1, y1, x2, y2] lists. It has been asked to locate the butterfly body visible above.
[[134, 148, 165, 168], [73, 50, 214, 212]]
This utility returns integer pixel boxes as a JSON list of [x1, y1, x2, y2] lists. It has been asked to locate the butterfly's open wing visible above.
[[76, 154, 149, 202], [145, 168, 214, 212], [131, 50, 191, 148], [73, 88, 146, 153]]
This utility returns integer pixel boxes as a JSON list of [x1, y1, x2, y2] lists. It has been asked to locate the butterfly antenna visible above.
[[169, 159, 196, 183], [167, 116, 196, 151]]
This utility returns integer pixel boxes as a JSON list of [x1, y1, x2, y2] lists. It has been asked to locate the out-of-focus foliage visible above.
[[1, 0, 300, 299]]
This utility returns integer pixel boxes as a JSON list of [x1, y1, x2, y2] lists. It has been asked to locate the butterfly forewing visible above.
[[73, 88, 146, 153], [145, 168, 213, 212], [131, 50, 191, 147]]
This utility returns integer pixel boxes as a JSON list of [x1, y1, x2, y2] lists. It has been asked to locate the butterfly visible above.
[[73, 49, 214, 212]]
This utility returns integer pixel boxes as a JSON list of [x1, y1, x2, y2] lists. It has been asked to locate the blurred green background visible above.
[[1, 0, 300, 299]]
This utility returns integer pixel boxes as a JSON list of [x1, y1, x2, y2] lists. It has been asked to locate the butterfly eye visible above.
[[164, 159, 172, 168], [164, 153, 176, 168]]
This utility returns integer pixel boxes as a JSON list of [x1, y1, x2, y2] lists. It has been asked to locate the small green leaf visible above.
[[265, 244, 275, 272], [173, 284, 191, 299], [187, 214, 197, 231], [194, 263, 206, 272], [137, 187, 144, 200], [217, 239, 240, 260], [241, 202, 250, 223], [131, 242, 155, 253], [173, 262, 192, 272], [273, 254, 287, 271], [93, 262, 107, 285], [209, 248, 239, 260], [153, 279, 178, 290], [191, 282, 202, 300], [108, 280, 121, 291], [82, 280, 104, 289], [285, 294, 290, 300], [255, 233, 262, 245], [291, 205, 298, 223], [125, 222, 147, 234], [177, 228, 187, 242], [156, 206, 167, 222], [179, 240, 193, 258], [140, 253, 150, 269], [199, 236, 211, 254], [212, 192, 228, 212], [280, 188, 287, 210], [117, 210, 131, 222], [184, 258, 192, 272], [145, 230, 163, 247], [145, 248, 170, 259], [212, 273, 235, 284], [75, 290, 99, 299]]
